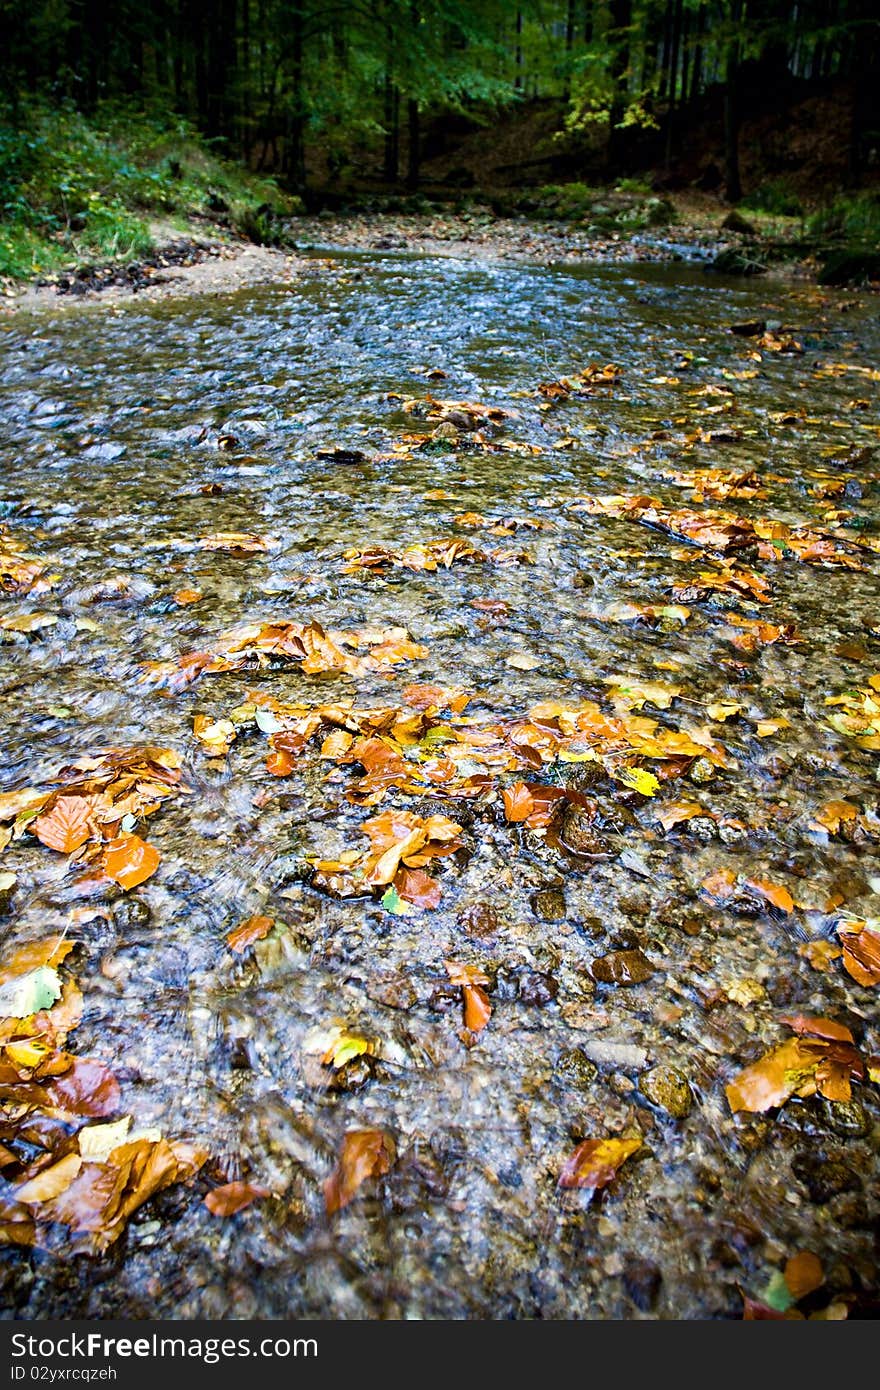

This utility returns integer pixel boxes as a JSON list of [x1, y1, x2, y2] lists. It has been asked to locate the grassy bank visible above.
[[0, 102, 298, 282]]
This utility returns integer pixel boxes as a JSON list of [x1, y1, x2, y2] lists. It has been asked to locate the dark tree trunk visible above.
[[406, 98, 420, 188], [658, 0, 673, 100], [664, 0, 683, 167], [607, 0, 632, 171], [515, 10, 523, 90], [723, 0, 743, 203], [285, 4, 306, 190]]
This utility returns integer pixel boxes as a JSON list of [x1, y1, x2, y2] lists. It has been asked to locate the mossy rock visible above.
[[711, 247, 767, 276]]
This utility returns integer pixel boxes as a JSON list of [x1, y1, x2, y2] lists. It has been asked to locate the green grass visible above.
[[0, 101, 296, 280], [806, 190, 880, 243]]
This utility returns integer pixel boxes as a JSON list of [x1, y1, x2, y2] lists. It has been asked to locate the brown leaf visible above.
[[0, 937, 74, 989], [558, 1136, 641, 1192], [227, 915, 274, 955], [784, 1251, 824, 1301], [45, 1057, 121, 1118], [836, 920, 880, 987], [14, 1152, 82, 1203], [42, 1137, 206, 1251], [324, 1129, 396, 1215], [393, 867, 441, 909], [32, 796, 95, 854], [204, 1181, 270, 1216], [266, 749, 294, 776], [102, 835, 160, 891], [700, 867, 737, 901], [778, 1013, 854, 1044]]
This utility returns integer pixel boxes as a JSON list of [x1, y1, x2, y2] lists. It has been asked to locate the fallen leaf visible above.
[[502, 781, 535, 823], [14, 1152, 83, 1203], [226, 914, 274, 955], [505, 651, 541, 671], [745, 877, 794, 913], [204, 1181, 270, 1216], [78, 1117, 133, 1162], [784, 1251, 824, 1301], [47, 1057, 121, 1117], [102, 835, 160, 891], [32, 795, 96, 854], [324, 1129, 396, 1214], [557, 1136, 641, 1192]]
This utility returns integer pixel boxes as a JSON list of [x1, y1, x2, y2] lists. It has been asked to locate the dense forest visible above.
[[2, 1, 878, 197]]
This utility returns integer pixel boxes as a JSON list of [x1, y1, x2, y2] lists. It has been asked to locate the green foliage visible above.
[[806, 191, 880, 243], [0, 101, 289, 279], [741, 180, 804, 218]]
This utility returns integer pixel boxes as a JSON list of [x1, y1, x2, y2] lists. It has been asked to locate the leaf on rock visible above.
[[726, 1015, 864, 1113], [324, 1129, 396, 1215], [102, 835, 160, 891], [557, 1136, 641, 1193], [226, 914, 274, 955]]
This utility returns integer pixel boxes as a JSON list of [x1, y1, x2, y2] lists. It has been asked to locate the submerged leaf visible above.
[[324, 1129, 396, 1215], [558, 1136, 641, 1192]]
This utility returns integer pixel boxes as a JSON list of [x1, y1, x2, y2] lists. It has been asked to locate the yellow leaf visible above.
[[614, 767, 660, 797]]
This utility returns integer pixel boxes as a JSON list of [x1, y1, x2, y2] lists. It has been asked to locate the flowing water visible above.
[[0, 250, 878, 1319]]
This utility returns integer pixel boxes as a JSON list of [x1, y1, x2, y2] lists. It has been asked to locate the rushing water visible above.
[[0, 250, 878, 1319]]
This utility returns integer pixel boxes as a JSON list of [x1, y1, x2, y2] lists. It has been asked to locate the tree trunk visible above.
[[515, 11, 523, 90], [664, 0, 683, 167], [607, 0, 632, 172], [406, 98, 420, 188], [723, 0, 743, 203], [285, 4, 306, 190]]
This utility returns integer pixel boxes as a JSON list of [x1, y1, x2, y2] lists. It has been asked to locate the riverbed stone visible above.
[[531, 887, 566, 921], [640, 1065, 693, 1118], [590, 947, 654, 986]]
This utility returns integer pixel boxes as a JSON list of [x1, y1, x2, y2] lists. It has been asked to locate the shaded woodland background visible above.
[[3, 2, 878, 196]]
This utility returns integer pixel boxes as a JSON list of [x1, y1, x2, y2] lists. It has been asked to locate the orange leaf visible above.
[[725, 1037, 822, 1113], [266, 750, 294, 776], [226, 915, 274, 955], [836, 921, 880, 987], [777, 1013, 854, 1044], [700, 867, 737, 901], [462, 983, 491, 1032], [324, 1129, 396, 1215], [502, 781, 535, 823], [204, 1181, 270, 1216], [173, 588, 202, 605], [558, 1136, 641, 1192], [784, 1251, 824, 1301], [32, 796, 95, 854], [102, 835, 160, 891], [745, 877, 794, 913]]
